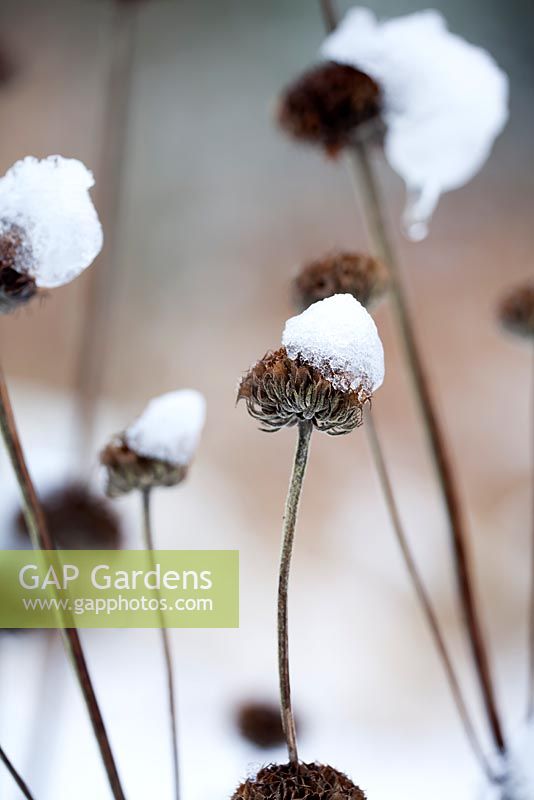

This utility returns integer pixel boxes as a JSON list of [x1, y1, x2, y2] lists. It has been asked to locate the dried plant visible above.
[[232, 762, 366, 800], [101, 389, 207, 800]]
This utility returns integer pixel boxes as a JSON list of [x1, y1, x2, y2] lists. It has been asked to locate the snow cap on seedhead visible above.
[[100, 390, 206, 497], [321, 8, 509, 239], [238, 294, 384, 435], [0, 155, 103, 291]]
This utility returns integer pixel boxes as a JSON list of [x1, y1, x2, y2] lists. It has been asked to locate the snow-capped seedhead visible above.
[[321, 8, 509, 239], [0, 224, 37, 313], [293, 251, 387, 312], [0, 155, 103, 289], [238, 294, 384, 435], [499, 282, 534, 340], [100, 389, 206, 497], [278, 61, 381, 156], [283, 294, 384, 394], [231, 762, 365, 800]]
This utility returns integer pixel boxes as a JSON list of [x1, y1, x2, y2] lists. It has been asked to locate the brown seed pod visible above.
[[16, 484, 121, 550], [0, 224, 36, 314], [499, 282, 534, 339], [277, 61, 381, 156], [236, 701, 288, 749], [237, 347, 370, 435], [293, 252, 387, 312], [231, 762, 366, 800], [100, 435, 188, 498]]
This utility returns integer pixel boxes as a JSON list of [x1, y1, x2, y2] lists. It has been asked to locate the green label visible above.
[[0, 550, 239, 629]]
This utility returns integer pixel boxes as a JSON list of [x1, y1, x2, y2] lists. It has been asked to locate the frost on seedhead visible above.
[[0, 156, 103, 288], [125, 389, 206, 467], [321, 8, 509, 240], [282, 294, 384, 394]]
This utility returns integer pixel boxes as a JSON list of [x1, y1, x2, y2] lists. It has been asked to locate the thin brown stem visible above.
[[141, 489, 180, 800], [0, 744, 36, 800], [0, 368, 126, 800], [365, 408, 497, 782], [75, 1, 137, 466], [278, 420, 313, 764], [528, 346, 534, 720], [319, 2, 505, 754], [346, 138, 506, 755], [320, 0, 337, 33]]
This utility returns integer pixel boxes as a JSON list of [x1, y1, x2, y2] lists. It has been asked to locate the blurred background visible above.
[[0, 0, 532, 798]]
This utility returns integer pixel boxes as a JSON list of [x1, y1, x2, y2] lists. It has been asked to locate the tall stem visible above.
[[365, 408, 497, 781], [528, 347, 534, 720], [0, 744, 36, 800], [141, 489, 180, 800], [278, 420, 312, 764], [75, 1, 137, 466], [0, 368, 127, 800], [346, 139, 506, 754]]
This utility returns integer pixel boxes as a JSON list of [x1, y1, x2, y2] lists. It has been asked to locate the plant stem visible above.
[[0, 368, 127, 800], [528, 346, 534, 720], [365, 408, 497, 781], [346, 138, 506, 755], [0, 744, 36, 800], [320, 0, 337, 33], [278, 420, 313, 764], [141, 489, 180, 800], [75, 1, 137, 466]]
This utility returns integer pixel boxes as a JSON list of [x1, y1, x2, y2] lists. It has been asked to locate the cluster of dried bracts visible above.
[[0, 3, 532, 800]]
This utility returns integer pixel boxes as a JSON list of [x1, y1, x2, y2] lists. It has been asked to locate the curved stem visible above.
[[365, 408, 497, 782], [278, 420, 312, 764], [347, 139, 506, 755], [141, 489, 180, 800], [0, 744, 36, 800], [0, 368, 127, 800], [528, 346, 534, 720]]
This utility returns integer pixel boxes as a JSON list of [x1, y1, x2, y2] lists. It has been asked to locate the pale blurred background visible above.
[[0, 0, 532, 798]]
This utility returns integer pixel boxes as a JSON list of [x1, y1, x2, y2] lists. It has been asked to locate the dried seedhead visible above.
[[237, 347, 370, 435], [231, 762, 366, 800], [100, 436, 188, 498], [16, 484, 121, 549], [293, 252, 387, 312], [0, 224, 36, 314], [499, 282, 534, 339], [236, 701, 288, 749], [278, 62, 381, 156]]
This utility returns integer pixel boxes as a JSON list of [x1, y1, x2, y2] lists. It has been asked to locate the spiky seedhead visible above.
[[236, 701, 287, 749], [293, 251, 387, 312], [499, 282, 534, 339], [100, 436, 188, 498], [231, 762, 366, 800], [16, 484, 121, 549], [277, 61, 381, 156], [237, 347, 370, 435], [0, 224, 36, 314]]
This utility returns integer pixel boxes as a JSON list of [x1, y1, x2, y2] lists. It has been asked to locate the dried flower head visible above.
[[293, 251, 387, 312], [278, 61, 381, 156], [16, 484, 121, 549], [0, 224, 36, 313], [100, 389, 206, 497], [236, 701, 288, 749], [499, 283, 534, 339], [321, 8, 508, 239], [238, 295, 384, 435], [238, 347, 367, 435], [231, 762, 366, 800], [100, 435, 188, 498]]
